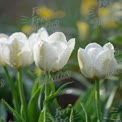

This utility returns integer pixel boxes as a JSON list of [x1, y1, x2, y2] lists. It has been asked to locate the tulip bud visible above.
[[78, 42, 117, 79], [33, 28, 75, 72], [1, 32, 33, 69]]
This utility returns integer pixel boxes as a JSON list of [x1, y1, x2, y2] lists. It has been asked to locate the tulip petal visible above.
[[52, 41, 67, 57], [21, 45, 33, 67], [7, 39, 23, 68], [48, 32, 67, 43], [85, 42, 102, 52], [103, 42, 115, 53], [55, 38, 75, 70], [0, 38, 9, 66], [78, 48, 94, 78], [95, 49, 117, 78], [37, 27, 49, 39], [33, 41, 58, 71], [9, 32, 27, 44], [0, 33, 9, 39]]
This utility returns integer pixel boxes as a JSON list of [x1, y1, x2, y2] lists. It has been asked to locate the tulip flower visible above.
[[0, 34, 9, 66], [78, 42, 117, 79], [2, 32, 33, 69], [33, 29, 75, 72]]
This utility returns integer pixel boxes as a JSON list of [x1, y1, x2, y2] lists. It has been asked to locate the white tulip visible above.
[[1, 32, 33, 69], [78, 42, 117, 79], [0, 34, 9, 66], [33, 30, 75, 72]]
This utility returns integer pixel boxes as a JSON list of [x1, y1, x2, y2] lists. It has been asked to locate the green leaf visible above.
[[2, 99, 25, 122], [80, 103, 88, 122], [38, 109, 45, 122], [44, 82, 72, 104], [74, 87, 95, 121], [27, 86, 43, 122], [31, 77, 40, 96], [0, 101, 7, 122]]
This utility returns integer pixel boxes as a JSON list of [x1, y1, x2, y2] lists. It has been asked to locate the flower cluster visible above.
[[0, 27, 75, 72], [0, 27, 117, 78]]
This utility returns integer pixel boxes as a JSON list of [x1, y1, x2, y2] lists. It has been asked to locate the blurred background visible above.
[[0, 0, 122, 121]]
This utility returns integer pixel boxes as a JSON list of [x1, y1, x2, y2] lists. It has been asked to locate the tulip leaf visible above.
[[31, 77, 40, 96], [27, 86, 43, 122], [2, 99, 25, 122], [44, 82, 72, 103], [74, 87, 95, 121], [80, 103, 88, 122], [38, 109, 46, 122]]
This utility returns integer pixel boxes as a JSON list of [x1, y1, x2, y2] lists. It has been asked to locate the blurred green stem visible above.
[[95, 80, 102, 122], [17, 69, 28, 122], [43, 72, 48, 122], [3, 66, 19, 114]]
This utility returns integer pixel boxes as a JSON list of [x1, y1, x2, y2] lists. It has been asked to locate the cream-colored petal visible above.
[[37, 27, 49, 39], [85, 42, 102, 52], [9, 32, 27, 44], [54, 38, 75, 70], [78, 48, 94, 78], [0, 38, 9, 66], [0, 33, 9, 39], [48, 32, 67, 43], [87, 48, 102, 64], [20, 44, 33, 67], [95, 49, 117, 78], [33, 41, 58, 71], [7, 39, 23, 68], [103, 42, 115, 53]]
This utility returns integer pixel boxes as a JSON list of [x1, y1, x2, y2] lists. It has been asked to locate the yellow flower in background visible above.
[[21, 25, 33, 35], [107, 20, 117, 28], [98, 8, 110, 17], [37, 6, 54, 19], [37, 6, 65, 19], [80, 0, 97, 16], [98, 7, 117, 28], [77, 21, 89, 40]]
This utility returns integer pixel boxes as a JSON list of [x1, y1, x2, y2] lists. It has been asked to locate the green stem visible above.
[[43, 72, 48, 122], [17, 69, 28, 122], [95, 80, 102, 122], [3, 67, 19, 114]]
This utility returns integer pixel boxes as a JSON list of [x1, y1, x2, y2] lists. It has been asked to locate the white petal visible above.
[[0, 38, 9, 44], [7, 39, 23, 68], [87, 48, 102, 64], [33, 41, 58, 71], [52, 41, 67, 57], [78, 48, 94, 78], [48, 32, 67, 43], [95, 49, 117, 78], [0, 33, 9, 39], [37, 27, 49, 39], [28, 33, 40, 48], [20, 44, 33, 67], [103, 42, 115, 53], [54, 38, 75, 70], [0, 38, 9, 66], [9, 32, 27, 44], [85, 42, 102, 52]]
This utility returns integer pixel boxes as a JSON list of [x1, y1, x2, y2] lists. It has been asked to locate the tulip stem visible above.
[[43, 72, 49, 122], [3, 66, 19, 114], [17, 69, 28, 122], [95, 80, 102, 122]]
